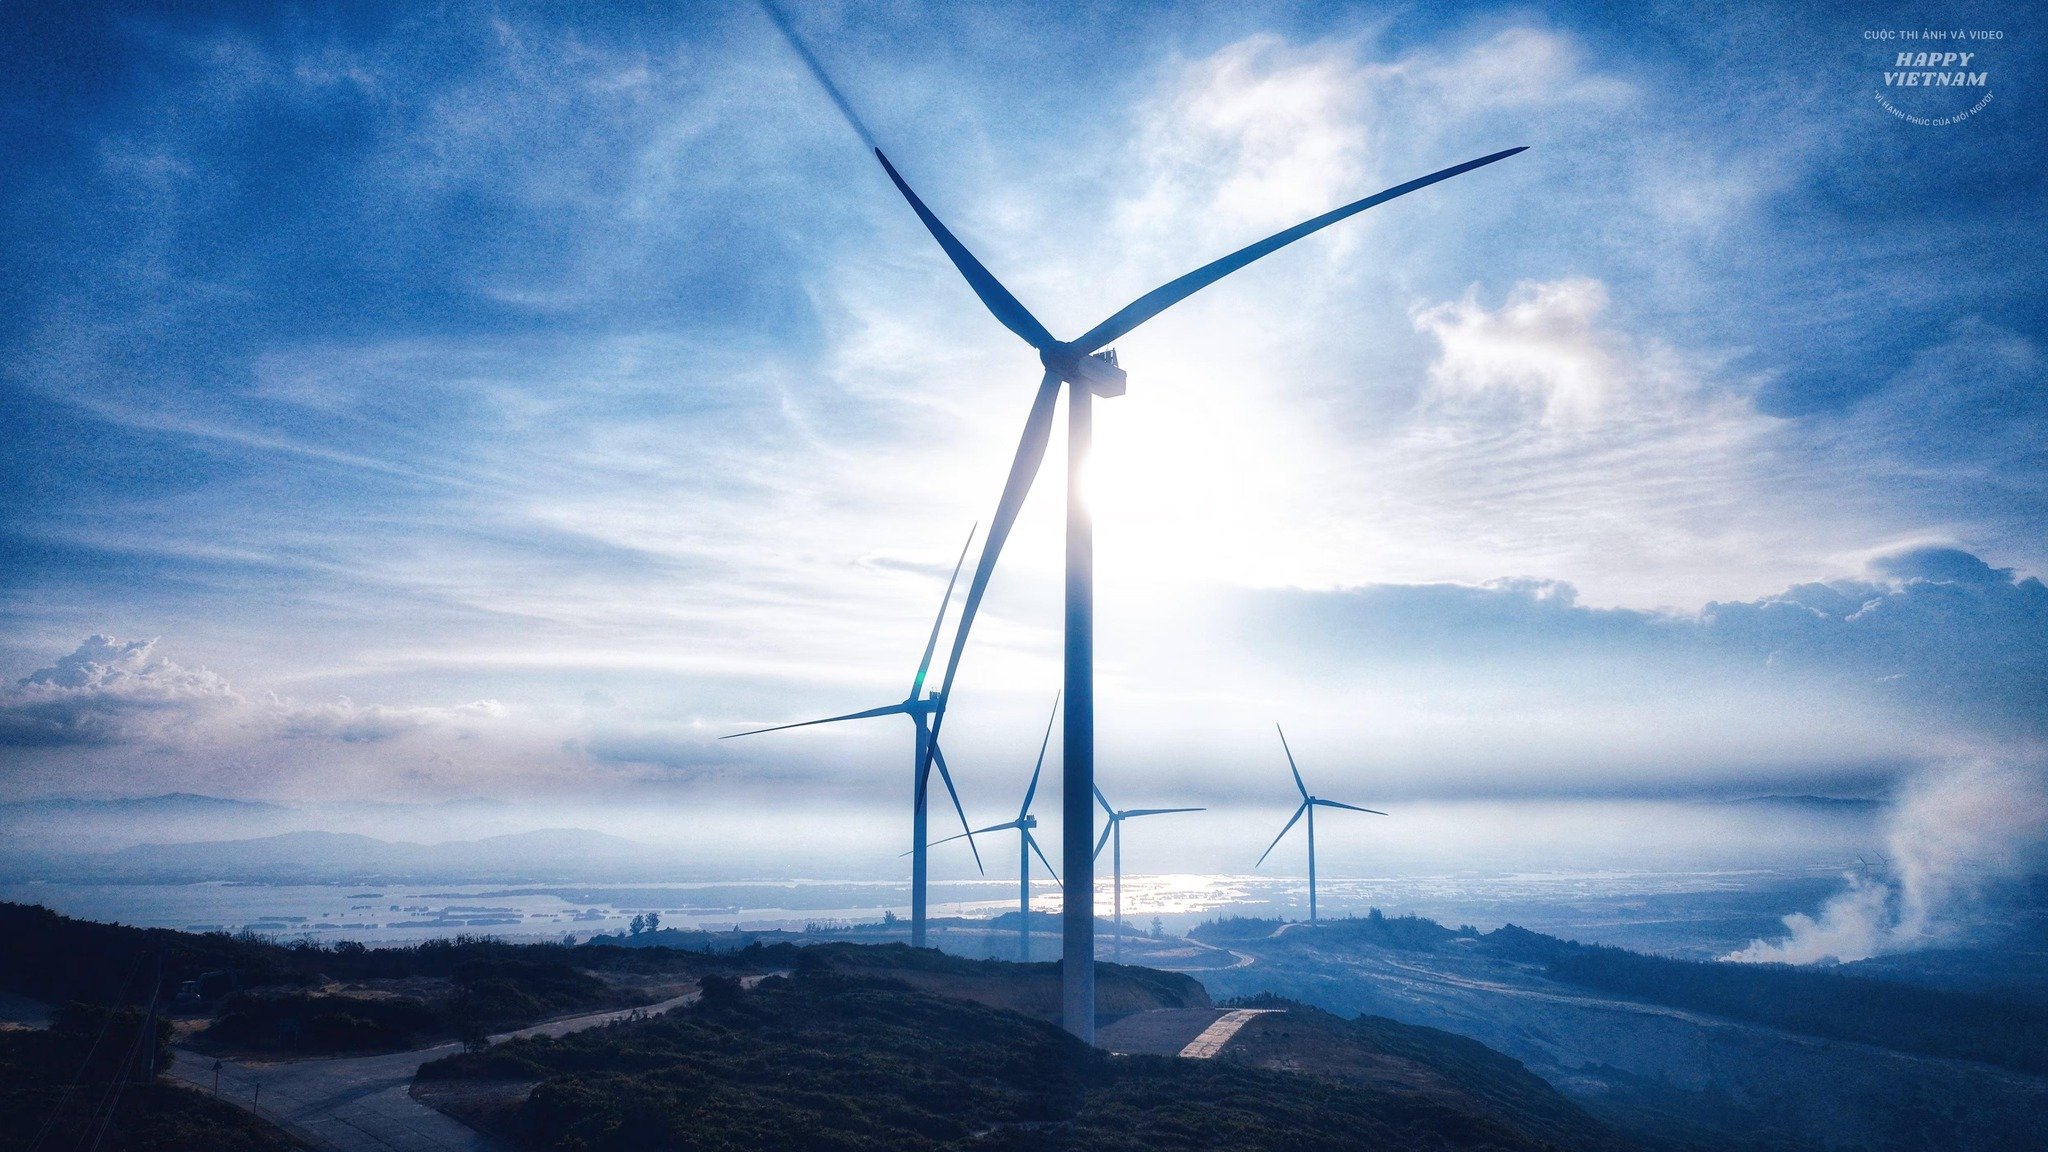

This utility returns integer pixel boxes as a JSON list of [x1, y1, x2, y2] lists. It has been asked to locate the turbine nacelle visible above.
[[1041, 343, 1126, 398]]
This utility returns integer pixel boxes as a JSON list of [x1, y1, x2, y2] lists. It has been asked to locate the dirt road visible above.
[[167, 991, 702, 1152]]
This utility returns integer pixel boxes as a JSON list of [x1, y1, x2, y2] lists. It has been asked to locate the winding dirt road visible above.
[[167, 991, 703, 1152]]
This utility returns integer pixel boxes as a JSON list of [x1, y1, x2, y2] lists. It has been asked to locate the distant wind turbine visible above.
[[927, 694, 1062, 961], [722, 527, 982, 947], [1255, 725, 1386, 925], [762, 0, 1520, 1038], [1092, 786, 1203, 963]]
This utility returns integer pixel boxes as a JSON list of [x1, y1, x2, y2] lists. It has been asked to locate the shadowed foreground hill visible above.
[[0, 1005, 301, 1151], [1193, 911, 2048, 1152], [751, 940, 1212, 1021], [420, 967, 1614, 1152], [1216, 994, 1630, 1152]]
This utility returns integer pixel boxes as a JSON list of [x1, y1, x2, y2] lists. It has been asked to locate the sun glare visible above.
[[1088, 372, 1312, 602]]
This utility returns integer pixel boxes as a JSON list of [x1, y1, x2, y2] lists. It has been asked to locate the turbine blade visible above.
[[930, 739, 983, 874], [1019, 691, 1059, 819], [1074, 148, 1527, 352], [906, 820, 1024, 855], [1093, 783, 1115, 819], [757, 1, 879, 152], [1026, 830, 1060, 884], [1255, 803, 1308, 868], [722, 702, 906, 739], [1092, 821, 1114, 862], [1314, 799, 1388, 815], [921, 371, 1062, 783], [874, 150, 1056, 351], [911, 524, 976, 699], [1120, 807, 1205, 819], [1277, 724, 1309, 801]]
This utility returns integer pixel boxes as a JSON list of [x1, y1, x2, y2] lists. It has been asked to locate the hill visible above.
[[1214, 994, 1630, 1152], [13, 827, 675, 883], [1195, 908, 2048, 1075], [0, 902, 716, 1054], [0, 792, 289, 818], [1192, 909, 2048, 1152], [417, 965, 1618, 1151], [0, 1003, 302, 1151], [2, 904, 1636, 1150]]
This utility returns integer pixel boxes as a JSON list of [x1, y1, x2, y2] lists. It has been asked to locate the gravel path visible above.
[[1178, 1008, 1283, 1059]]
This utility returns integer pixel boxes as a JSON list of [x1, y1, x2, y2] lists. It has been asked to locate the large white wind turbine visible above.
[[762, 1, 1520, 1039], [1092, 786, 1203, 963], [1255, 724, 1386, 925], [927, 694, 1062, 961], [722, 527, 982, 947]]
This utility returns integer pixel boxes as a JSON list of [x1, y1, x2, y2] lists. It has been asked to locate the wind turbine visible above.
[[761, 1, 1522, 1039], [1255, 724, 1386, 925], [927, 694, 1062, 961], [722, 527, 982, 948], [1092, 786, 1203, 963]]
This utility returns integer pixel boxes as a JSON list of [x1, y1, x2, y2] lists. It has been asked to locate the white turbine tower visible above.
[[1092, 786, 1202, 963], [761, 1, 1518, 1038], [1255, 725, 1386, 925], [722, 528, 981, 947], [928, 694, 1061, 961]]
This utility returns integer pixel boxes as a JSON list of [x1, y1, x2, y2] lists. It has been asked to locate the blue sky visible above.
[[1, 0, 2042, 862]]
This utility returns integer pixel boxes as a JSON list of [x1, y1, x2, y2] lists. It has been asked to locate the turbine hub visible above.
[[1041, 342, 1127, 398]]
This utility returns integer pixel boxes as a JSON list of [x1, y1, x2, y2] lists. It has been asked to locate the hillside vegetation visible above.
[[1200, 907, 2048, 1075], [1545, 944, 2048, 1074], [195, 958, 631, 1055], [1, 902, 709, 1055], [420, 968, 1592, 1151], [1218, 994, 1629, 1152], [0, 1005, 300, 1151]]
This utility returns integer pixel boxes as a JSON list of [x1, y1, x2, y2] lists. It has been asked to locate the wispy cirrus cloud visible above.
[[0, 2, 2039, 841]]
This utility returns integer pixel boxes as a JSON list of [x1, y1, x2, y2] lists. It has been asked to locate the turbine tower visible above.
[[1092, 786, 1202, 963], [722, 527, 982, 947], [1256, 724, 1386, 925], [928, 694, 1062, 961], [762, 1, 1521, 1039]]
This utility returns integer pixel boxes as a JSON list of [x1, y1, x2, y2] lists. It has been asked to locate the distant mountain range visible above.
[[3, 827, 679, 885], [0, 792, 290, 818], [1710, 793, 1885, 813]]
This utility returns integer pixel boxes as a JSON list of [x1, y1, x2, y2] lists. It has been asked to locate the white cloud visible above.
[[1115, 26, 1628, 256], [1416, 277, 1624, 424], [0, 635, 239, 748], [272, 696, 507, 743], [1116, 34, 1377, 244], [0, 636, 523, 798], [1728, 757, 2048, 963]]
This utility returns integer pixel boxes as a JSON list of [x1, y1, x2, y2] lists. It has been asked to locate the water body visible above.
[[1, 867, 1844, 957]]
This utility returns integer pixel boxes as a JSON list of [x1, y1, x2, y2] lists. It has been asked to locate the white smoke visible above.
[[1726, 756, 2048, 964]]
